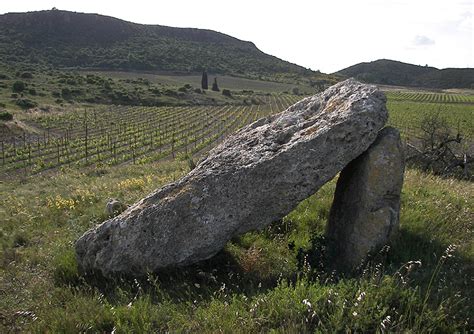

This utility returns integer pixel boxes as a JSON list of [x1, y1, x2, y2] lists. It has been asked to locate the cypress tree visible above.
[[211, 77, 219, 92], [201, 71, 208, 90]]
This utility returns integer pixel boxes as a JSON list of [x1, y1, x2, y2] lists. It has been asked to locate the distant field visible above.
[[386, 91, 474, 104], [83, 70, 315, 94], [387, 99, 474, 139]]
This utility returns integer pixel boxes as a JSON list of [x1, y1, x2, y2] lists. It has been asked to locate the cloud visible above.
[[413, 35, 436, 46]]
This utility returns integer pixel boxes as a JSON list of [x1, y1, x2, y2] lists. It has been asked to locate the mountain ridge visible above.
[[0, 9, 315, 80], [336, 59, 474, 89]]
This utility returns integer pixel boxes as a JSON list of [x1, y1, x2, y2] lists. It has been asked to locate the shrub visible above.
[[222, 89, 232, 97], [16, 98, 38, 109], [406, 112, 470, 178], [66, 79, 77, 85], [28, 88, 37, 95], [61, 87, 71, 98], [0, 111, 13, 121], [20, 72, 33, 79], [12, 81, 26, 93], [164, 89, 178, 97], [13, 231, 29, 247]]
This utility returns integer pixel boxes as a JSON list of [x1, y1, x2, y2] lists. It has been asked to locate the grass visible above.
[[1, 158, 472, 332]]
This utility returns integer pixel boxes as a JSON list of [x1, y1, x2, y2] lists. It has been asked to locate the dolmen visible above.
[[76, 79, 404, 277]]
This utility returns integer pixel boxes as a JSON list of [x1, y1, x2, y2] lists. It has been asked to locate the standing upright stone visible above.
[[75, 79, 388, 277], [326, 126, 405, 270]]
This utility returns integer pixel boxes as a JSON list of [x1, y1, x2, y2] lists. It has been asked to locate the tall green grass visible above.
[[1, 161, 472, 332]]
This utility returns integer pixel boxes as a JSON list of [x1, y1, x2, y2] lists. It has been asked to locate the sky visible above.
[[1, 0, 472, 73]]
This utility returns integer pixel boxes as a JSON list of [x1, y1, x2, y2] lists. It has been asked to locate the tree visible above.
[[211, 77, 219, 92], [201, 71, 208, 90]]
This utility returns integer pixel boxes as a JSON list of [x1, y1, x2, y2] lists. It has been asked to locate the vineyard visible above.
[[0, 95, 301, 176], [386, 91, 474, 104], [386, 90, 473, 140], [2, 90, 473, 177]]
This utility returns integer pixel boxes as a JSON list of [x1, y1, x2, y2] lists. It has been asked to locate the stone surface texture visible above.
[[326, 126, 405, 269], [75, 79, 388, 277], [105, 199, 127, 217]]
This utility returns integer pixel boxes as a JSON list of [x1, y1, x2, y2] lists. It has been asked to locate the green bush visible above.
[[12, 80, 26, 93], [61, 87, 71, 97], [222, 89, 232, 97], [20, 72, 33, 79], [15, 98, 38, 109], [0, 111, 13, 121]]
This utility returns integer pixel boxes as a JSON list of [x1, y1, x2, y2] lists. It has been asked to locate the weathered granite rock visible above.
[[75, 79, 388, 277], [326, 126, 405, 269]]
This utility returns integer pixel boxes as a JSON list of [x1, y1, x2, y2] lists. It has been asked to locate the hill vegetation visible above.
[[337, 59, 474, 89], [0, 9, 322, 82]]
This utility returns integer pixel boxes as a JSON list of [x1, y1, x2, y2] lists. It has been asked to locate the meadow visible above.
[[1, 161, 472, 332], [0, 87, 473, 332]]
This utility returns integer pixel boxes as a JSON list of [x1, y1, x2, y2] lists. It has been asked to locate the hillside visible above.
[[337, 59, 474, 89], [0, 9, 315, 81]]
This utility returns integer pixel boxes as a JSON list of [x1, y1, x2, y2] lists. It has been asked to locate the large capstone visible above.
[[326, 126, 405, 270], [75, 79, 388, 277]]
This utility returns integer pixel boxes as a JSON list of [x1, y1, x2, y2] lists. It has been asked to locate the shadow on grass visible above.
[[66, 246, 291, 306], [55, 224, 472, 325]]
